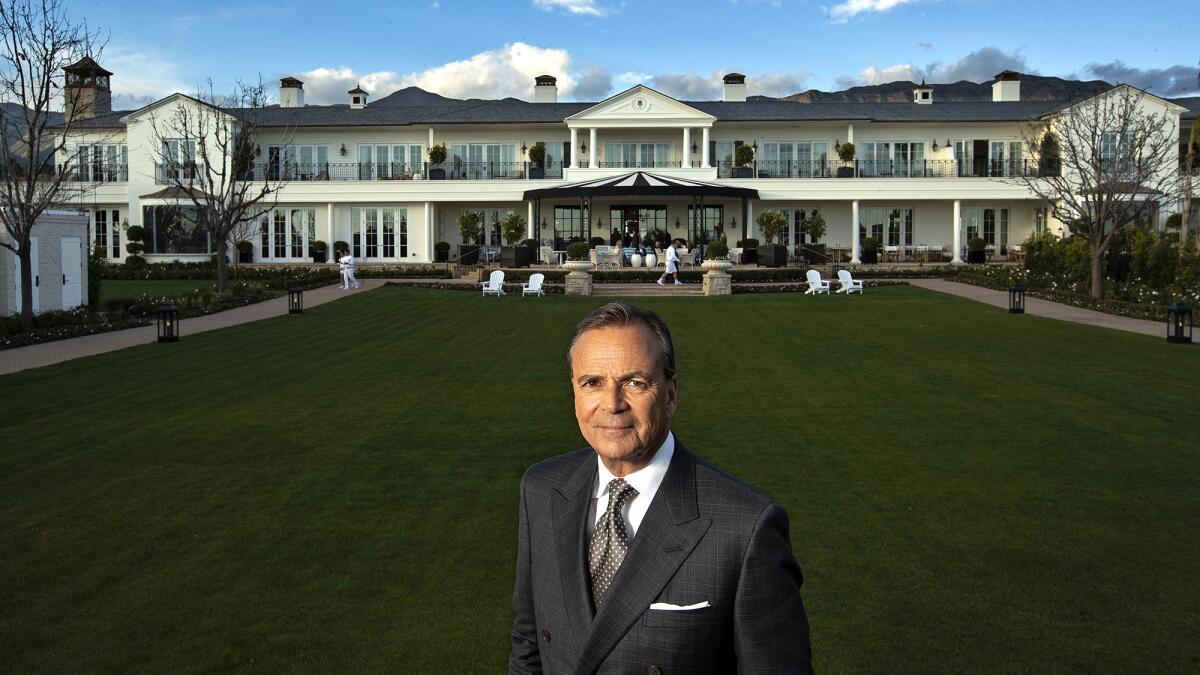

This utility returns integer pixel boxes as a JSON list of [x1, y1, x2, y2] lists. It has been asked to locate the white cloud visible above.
[[532, 0, 608, 17], [835, 48, 1031, 88], [615, 71, 652, 86], [828, 0, 919, 23], [651, 70, 811, 99], [298, 43, 577, 103], [103, 44, 190, 109]]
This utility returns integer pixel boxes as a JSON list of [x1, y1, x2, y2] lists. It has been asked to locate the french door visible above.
[[351, 207, 409, 261], [259, 208, 316, 261]]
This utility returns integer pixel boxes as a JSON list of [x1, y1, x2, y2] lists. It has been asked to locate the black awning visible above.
[[522, 171, 759, 200]]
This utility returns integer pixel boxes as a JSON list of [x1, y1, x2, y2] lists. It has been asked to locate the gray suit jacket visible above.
[[509, 441, 813, 674]]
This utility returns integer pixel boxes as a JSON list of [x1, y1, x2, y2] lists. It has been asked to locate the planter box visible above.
[[311, 251, 327, 263], [528, 166, 545, 179], [739, 249, 757, 265], [836, 166, 855, 178], [731, 167, 753, 178], [238, 249, 253, 264], [862, 249, 878, 264], [799, 244, 828, 264], [435, 248, 449, 262], [757, 244, 787, 268], [428, 168, 446, 180], [460, 244, 480, 266], [501, 246, 533, 268], [967, 249, 986, 264]]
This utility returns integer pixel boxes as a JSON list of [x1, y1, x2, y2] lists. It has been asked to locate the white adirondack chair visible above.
[[804, 269, 832, 295], [481, 270, 505, 297], [522, 273, 545, 298], [837, 269, 864, 294]]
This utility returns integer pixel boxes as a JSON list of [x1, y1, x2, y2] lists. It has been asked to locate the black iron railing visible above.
[[718, 158, 1056, 179], [62, 163, 128, 182], [596, 161, 683, 169], [232, 160, 566, 181]]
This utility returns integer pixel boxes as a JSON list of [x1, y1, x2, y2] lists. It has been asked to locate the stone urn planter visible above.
[[631, 252, 643, 268], [644, 252, 657, 268], [701, 259, 734, 296], [563, 260, 594, 295]]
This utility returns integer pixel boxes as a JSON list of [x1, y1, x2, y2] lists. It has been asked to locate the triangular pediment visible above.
[[566, 85, 715, 127]]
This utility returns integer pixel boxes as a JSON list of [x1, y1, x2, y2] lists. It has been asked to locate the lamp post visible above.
[[1166, 301, 1193, 344], [157, 303, 179, 342], [288, 287, 304, 315], [1008, 285, 1025, 314]]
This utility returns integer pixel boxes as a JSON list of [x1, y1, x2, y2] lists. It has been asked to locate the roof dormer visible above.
[[348, 85, 368, 109], [914, 79, 934, 105]]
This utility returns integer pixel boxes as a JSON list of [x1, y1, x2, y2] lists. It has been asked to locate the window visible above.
[[76, 144, 127, 181], [539, 140, 564, 177], [350, 207, 408, 260], [269, 144, 329, 180], [143, 206, 208, 254], [450, 143, 518, 178], [989, 141, 1024, 176], [715, 140, 737, 175], [161, 139, 196, 182], [1101, 132, 1133, 176], [686, 206, 723, 243], [1035, 207, 1048, 235], [859, 141, 925, 177], [357, 144, 423, 179], [258, 208, 317, 261], [604, 142, 671, 168], [92, 209, 120, 258], [760, 142, 831, 177], [962, 207, 981, 241], [553, 206, 584, 249]]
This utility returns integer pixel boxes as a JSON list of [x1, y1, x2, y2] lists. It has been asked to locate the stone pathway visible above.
[[0, 280, 386, 376], [906, 279, 1164, 338]]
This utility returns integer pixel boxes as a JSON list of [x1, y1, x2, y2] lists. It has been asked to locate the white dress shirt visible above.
[[587, 432, 675, 541]]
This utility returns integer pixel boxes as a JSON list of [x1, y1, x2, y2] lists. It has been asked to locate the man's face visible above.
[[570, 324, 677, 476]]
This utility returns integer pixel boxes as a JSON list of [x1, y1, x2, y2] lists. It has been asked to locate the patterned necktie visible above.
[[588, 478, 639, 607]]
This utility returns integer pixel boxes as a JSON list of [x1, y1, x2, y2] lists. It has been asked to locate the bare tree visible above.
[[0, 0, 103, 330], [1011, 86, 1182, 298], [147, 79, 291, 292]]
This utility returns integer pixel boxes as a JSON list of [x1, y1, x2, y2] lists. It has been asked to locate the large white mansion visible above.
[[58, 58, 1199, 266]]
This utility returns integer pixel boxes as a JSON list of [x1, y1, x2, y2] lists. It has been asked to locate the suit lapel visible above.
[[551, 450, 597, 641], [574, 442, 712, 675]]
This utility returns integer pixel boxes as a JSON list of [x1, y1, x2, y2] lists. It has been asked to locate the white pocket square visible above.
[[648, 601, 710, 611]]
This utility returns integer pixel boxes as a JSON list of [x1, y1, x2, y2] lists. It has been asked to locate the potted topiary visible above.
[[1038, 131, 1060, 177], [434, 241, 450, 262], [967, 236, 987, 264], [311, 239, 328, 263], [732, 143, 755, 178], [427, 143, 448, 180], [527, 142, 546, 179], [333, 240, 349, 259], [236, 239, 253, 264], [800, 212, 827, 263], [755, 211, 788, 267], [861, 236, 878, 264], [836, 142, 856, 177], [458, 211, 482, 265], [125, 224, 146, 266], [589, 236, 606, 249], [500, 213, 532, 268], [564, 241, 593, 272], [701, 241, 733, 294]]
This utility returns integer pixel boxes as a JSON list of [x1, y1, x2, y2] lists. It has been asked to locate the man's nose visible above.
[[602, 383, 628, 413]]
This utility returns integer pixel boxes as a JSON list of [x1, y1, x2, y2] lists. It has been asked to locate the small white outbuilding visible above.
[[1, 210, 90, 316]]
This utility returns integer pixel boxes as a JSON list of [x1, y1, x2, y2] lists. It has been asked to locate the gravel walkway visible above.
[[0, 280, 386, 376]]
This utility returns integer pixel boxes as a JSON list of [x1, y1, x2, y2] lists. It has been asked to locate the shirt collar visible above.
[[593, 431, 675, 499]]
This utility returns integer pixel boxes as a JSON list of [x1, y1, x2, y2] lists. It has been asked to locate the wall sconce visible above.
[[945, 138, 952, 149], [339, 143, 347, 156], [580, 142, 588, 153], [751, 142, 758, 152], [834, 139, 841, 150], [521, 142, 528, 154], [691, 142, 698, 154], [255, 145, 261, 157], [932, 140, 939, 151]]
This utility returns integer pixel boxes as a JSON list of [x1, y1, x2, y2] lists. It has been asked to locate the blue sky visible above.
[[75, 0, 1199, 107]]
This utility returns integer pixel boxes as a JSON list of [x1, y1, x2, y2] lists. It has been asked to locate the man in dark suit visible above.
[[510, 301, 814, 674]]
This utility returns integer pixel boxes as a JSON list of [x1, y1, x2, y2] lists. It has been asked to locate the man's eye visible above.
[[625, 380, 648, 390]]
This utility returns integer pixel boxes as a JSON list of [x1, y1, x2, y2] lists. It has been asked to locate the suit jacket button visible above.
[[647, 667, 661, 675], [541, 630, 551, 642]]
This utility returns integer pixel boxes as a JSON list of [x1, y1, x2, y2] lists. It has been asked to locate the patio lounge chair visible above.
[[836, 269, 864, 294], [804, 269, 832, 295], [522, 273, 545, 298], [676, 249, 697, 267], [481, 270, 505, 297]]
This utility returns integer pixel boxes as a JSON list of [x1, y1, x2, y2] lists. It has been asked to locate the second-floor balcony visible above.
[[717, 158, 1059, 179], [61, 162, 129, 183], [169, 160, 570, 183]]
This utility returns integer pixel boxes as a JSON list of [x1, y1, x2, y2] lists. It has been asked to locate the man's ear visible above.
[[665, 375, 679, 416]]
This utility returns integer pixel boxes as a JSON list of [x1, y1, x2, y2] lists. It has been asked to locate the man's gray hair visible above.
[[567, 301, 676, 378]]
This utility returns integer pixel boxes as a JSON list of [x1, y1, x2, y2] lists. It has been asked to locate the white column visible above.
[[428, 127, 435, 148], [527, 201, 535, 240], [425, 202, 435, 262], [326, 203, 334, 251], [701, 127, 711, 168], [569, 128, 578, 169], [746, 200, 754, 240], [847, 122, 855, 144], [952, 199, 963, 264], [682, 127, 691, 169], [588, 128, 597, 169], [850, 200, 861, 264]]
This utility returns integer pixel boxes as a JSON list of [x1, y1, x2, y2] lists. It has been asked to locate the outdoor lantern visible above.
[[339, 143, 347, 156], [1166, 301, 1193, 344], [1008, 284, 1025, 314], [157, 303, 179, 343], [288, 287, 303, 315]]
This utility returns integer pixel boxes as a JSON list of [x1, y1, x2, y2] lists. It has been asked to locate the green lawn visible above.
[[2, 286, 1197, 672], [97, 279, 219, 303]]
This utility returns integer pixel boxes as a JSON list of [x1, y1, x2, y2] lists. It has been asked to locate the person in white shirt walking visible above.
[[338, 249, 359, 289], [657, 239, 683, 286]]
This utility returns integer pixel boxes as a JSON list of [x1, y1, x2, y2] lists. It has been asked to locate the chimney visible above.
[[913, 79, 934, 105], [723, 73, 747, 102], [534, 75, 558, 103], [992, 70, 1021, 102], [279, 77, 305, 108], [63, 56, 112, 122], [348, 85, 368, 110]]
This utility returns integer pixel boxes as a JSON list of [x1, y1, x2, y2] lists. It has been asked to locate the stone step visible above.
[[591, 283, 704, 297]]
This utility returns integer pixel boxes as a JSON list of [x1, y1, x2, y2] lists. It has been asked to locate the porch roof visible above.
[[521, 171, 759, 200]]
